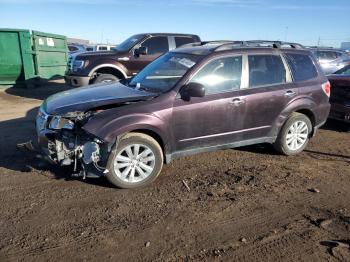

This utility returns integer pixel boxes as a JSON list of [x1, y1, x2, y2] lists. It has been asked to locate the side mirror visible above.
[[182, 82, 205, 99], [134, 46, 148, 56]]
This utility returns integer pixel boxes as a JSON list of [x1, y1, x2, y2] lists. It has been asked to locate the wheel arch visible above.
[[271, 98, 318, 138], [88, 63, 128, 79], [125, 129, 167, 163]]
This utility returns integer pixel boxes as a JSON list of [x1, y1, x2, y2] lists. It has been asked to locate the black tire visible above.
[[92, 74, 119, 84], [274, 112, 312, 156], [106, 133, 163, 189]]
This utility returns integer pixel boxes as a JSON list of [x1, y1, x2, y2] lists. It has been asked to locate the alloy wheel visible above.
[[113, 144, 156, 183], [285, 121, 309, 151]]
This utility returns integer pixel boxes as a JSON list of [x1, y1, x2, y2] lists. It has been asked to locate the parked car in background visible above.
[[308, 47, 350, 75], [68, 43, 87, 54], [327, 65, 350, 125], [37, 40, 330, 188], [341, 42, 350, 55], [65, 33, 201, 87], [86, 44, 116, 52]]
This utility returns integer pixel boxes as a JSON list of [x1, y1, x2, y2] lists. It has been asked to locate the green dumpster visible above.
[[0, 28, 68, 86]]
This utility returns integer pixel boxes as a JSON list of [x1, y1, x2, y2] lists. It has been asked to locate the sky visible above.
[[1, 0, 349, 47]]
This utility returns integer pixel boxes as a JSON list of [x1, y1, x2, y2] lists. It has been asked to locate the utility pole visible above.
[[317, 37, 321, 46]]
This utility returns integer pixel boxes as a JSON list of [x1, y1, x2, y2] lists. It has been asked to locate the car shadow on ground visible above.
[[321, 119, 349, 133], [235, 143, 280, 155], [0, 106, 115, 189], [5, 79, 72, 100]]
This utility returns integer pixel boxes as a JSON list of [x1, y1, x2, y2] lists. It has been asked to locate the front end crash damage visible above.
[[37, 109, 112, 178]]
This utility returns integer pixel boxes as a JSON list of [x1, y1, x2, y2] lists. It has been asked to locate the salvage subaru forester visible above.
[[36, 41, 331, 188]]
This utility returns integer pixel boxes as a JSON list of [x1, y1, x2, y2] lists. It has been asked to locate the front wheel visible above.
[[274, 112, 312, 156], [92, 74, 119, 84], [106, 133, 163, 189]]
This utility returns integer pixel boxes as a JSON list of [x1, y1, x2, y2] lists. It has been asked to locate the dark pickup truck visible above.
[[65, 33, 201, 87]]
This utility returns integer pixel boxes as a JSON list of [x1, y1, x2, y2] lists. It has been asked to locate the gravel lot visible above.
[[0, 82, 349, 261]]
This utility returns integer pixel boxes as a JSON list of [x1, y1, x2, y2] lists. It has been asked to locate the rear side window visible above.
[[98, 46, 108, 51], [285, 53, 318, 82], [191, 56, 242, 94], [248, 55, 286, 88], [316, 51, 340, 60], [175, 37, 195, 48], [141, 36, 169, 55]]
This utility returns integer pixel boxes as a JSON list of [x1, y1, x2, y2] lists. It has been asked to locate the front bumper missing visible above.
[[36, 126, 109, 178]]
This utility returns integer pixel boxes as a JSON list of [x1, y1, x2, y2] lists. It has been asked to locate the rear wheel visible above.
[[106, 133, 163, 189], [92, 74, 119, 84], [274, 112, 312, 155]]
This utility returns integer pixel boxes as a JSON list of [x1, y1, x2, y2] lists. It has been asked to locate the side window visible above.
[[141, 36, 169, 55], [317, 51, 338, 60], [285, 53, 318, 82], [248, 55, 286, 88], [98, 46, 108, 51], [175, 37, 195, 48], [191, 56, 242, 94], [68, 45, 78, 52]]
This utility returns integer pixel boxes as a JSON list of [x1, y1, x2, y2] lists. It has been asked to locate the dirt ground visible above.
[[0, 82, 349, 262]]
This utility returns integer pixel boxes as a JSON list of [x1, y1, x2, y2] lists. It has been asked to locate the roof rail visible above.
[[306, 46, 334, 49], [180, 40, 239, 48], [214, 40, 305, 51], [179, 40, 305, 51]]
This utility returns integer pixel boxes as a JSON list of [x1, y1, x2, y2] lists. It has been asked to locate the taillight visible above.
[[322, 81, 331, 97]]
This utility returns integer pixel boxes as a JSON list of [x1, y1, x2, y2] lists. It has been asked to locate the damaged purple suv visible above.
[[36, 41, 331, 188]]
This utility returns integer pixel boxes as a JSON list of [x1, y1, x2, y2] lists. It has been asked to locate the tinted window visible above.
[[191, 56, 242, 94], [175, 37, 195, 48], [285, 53, 318, 82], [98, 46, 108, 51], [116, 34, 145, 52], [335, 65, 350, 75], [86, 47, 93, 51], [317, 51, 339, 60], [248, 55, 286, 87], [68, 45, 78, 51], [141, 36, 169, 55]]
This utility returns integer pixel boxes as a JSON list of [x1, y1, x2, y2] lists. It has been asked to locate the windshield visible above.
[[116, 34, 145, 52], [334, 65, 350, 75], [128, 52, 202, 93]]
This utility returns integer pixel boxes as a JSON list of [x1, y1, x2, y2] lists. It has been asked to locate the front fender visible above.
[[83, 112, 169, 148]]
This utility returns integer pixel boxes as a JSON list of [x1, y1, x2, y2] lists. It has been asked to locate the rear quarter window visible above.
[[285, 53, 318, 82]]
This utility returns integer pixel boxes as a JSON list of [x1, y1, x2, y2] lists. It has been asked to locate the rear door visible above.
[[234, 52, 297, 140]]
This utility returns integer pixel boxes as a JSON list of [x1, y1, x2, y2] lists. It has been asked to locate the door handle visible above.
[[229, 98, 245, 106], [284, 90, 297, 97]]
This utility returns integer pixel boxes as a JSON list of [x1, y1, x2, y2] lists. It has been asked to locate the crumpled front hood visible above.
[[42, 82, 155, 116]]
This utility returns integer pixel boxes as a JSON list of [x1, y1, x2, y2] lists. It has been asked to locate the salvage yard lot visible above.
[[0, 83, 349, 261]]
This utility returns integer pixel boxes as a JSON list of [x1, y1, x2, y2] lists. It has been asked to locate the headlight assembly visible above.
[[73, 60, 85, 69], [49, 116, 75, 130]]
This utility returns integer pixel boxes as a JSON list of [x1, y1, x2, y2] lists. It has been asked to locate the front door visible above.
[[128, 36, 170, 75], [172, 55, 245, 152]]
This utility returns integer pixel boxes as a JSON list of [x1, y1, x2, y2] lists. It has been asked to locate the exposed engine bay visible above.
[[36, 108, 111, 178]]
